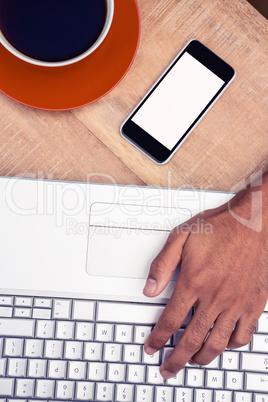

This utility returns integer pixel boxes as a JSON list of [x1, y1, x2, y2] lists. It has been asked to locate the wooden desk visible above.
[[0, 0, 267, 191]]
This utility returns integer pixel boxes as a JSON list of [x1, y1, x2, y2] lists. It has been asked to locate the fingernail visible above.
[[188, 359, 199, 366], [144, 345, 158, 355], [160, 368, 176, 379], [143, 278, 157, 295]]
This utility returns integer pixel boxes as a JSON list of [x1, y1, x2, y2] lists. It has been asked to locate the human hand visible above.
[[143, 177, 268, 379]]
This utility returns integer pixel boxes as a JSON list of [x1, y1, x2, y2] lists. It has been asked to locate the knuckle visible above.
[[232, 317, 257, 348], [234, 327, 254, 347], [218, 321, 236, 341], [205, 339, 226, 356], [231, 334, 249, 348], [186, 274, 204, 292], [163, 353, 184, 373], [194, 311, 211, 333], [183, 335, 203, 353], [159, 314, 179, 333], [150, 255, 169, 276], [245, 321, 257, 338]]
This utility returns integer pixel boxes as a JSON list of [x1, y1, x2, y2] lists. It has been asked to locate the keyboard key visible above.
[[55, 321, 74, 340], [0, 307, 12, 318], [27, 359, 47, 378], [75, 322, 94, 341], [44, 340, 63, 359], [252, 334, 268, 352], [104, 343, 122, 362], [174, 387, 193, 402], [142, 349, 160, 365], [97, 302, 166, 325], [206, 369, 224, 389], [72, 300, 95, 321], [232, 343, 250, 352], [0, 319, 34, 337], [186, 368, 204, 387], [0, 358, 7, 376], [135, 385, 154, 402], [75, 381, 94, 400], [95, 323, 114, 342], [234, 391, 252, 402], [166, 369, 184, 386], [155, 386, 173, 402], [68, 361, 87, 380], [96, 382, 114, 401], [147, 365, 164, 385], [127, 364, 145, 383], [35, 379, 55, 398], [47, 360, 66, 379], [241, 352, 268, 372], [7, 358, 27, 377], [64, 341, 83, 360], [254, 394, 268, 402], [56, 380, 74, 399], [115, 324, 133, 343], [4, 338, 23, 357], [7, 399, 26, 402], [225, 370, 244, 390], [214, 390, 232, 402], [134, 326, 152, 344], [32, 308, 51, 319], [84, 342, 103, 361], [205, 356, 220, 369], [34, 298, 52, 309], [24, 339, 43, 358], [88, 362, 106, 381], [221, 351, 240, 370], [52, 299, 71, 319], [245, 372, 268, 392], [0, 378, 14, 396], [135, 385, 153, 402], [28, 400, 46, 402], [195, 389, 213, 402], [107, 363, 126, 382], [123, 344, 141, 363], [0, 296, 13, 306], [36, 320, 55, 339], [15, 297, 33, 308], [15, 379, 35, 397], [115, 383, 134, 401], [162, 346, 173, 362], [257, 313, 268, 333]]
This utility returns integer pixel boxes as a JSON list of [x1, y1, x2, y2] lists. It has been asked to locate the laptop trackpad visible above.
[[86, 203, 192, 279]]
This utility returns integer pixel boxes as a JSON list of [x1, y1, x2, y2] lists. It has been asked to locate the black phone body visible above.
[[121, 39, 236, 164]]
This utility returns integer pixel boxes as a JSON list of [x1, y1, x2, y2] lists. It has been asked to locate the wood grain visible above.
[[0, 94, 144, 185], [0, 0, 267, 191]]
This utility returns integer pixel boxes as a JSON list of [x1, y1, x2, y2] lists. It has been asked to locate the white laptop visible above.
[[0, 176, 233, 302], [2, 176, 268, 400]]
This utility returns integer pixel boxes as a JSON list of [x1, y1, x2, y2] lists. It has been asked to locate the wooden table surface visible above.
[[0, 0, 267, 192]]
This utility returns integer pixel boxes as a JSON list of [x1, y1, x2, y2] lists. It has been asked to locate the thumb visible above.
[[143, 225, 190, 297]]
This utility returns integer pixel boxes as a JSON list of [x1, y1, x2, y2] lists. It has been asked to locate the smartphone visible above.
[[121, 39, 235, 164]]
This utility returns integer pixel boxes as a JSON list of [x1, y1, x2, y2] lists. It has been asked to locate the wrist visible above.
[[228, 171, 268, 233]]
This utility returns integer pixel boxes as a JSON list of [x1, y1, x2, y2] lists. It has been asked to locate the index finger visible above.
[[144, 283, 195, 354]]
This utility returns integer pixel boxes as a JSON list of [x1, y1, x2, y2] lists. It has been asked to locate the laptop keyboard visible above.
[[0, 295, 267, 401]]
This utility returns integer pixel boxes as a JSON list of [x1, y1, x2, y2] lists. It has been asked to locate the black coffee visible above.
[[0, 0, 107, 62]]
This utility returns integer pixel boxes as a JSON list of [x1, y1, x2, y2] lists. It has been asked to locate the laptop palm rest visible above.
[[86, 203, 192, 279]]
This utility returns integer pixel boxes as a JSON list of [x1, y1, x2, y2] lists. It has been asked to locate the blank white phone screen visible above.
[[132, 52, 225, 151]]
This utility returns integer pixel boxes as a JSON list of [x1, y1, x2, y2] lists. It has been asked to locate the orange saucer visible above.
[[0, 0, 140, 110]]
